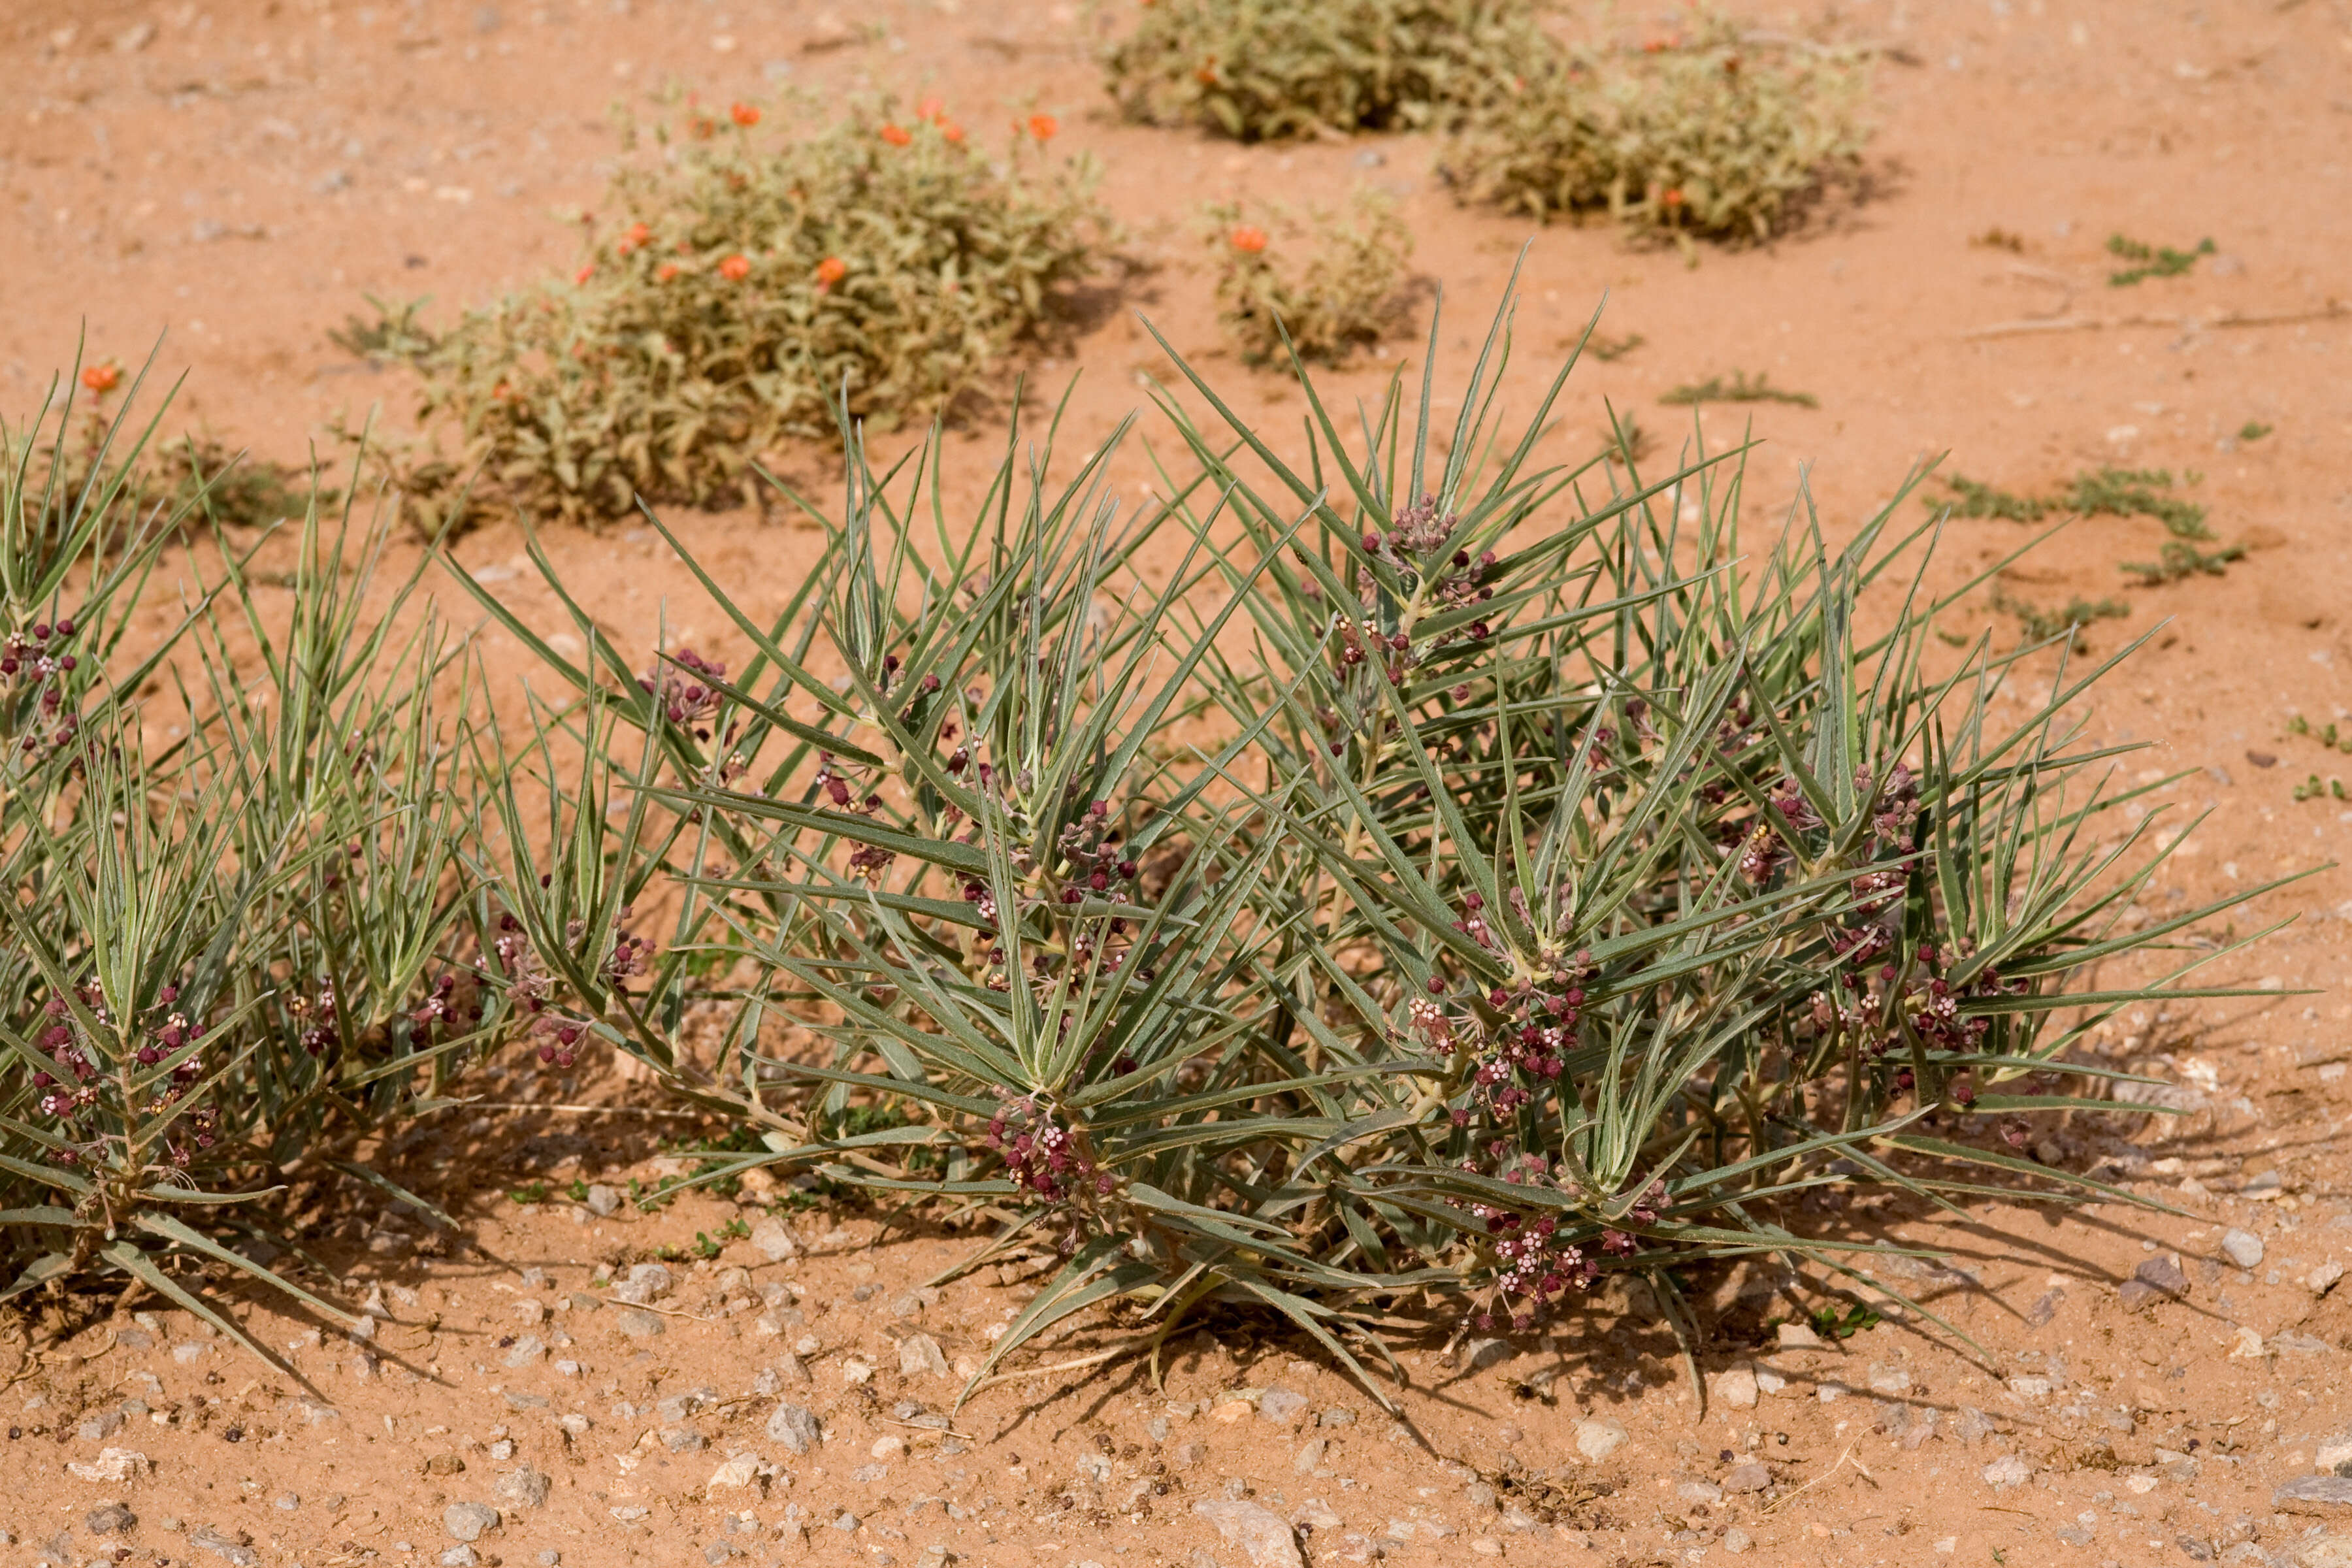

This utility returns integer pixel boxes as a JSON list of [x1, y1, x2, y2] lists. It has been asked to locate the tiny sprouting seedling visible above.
[[1993, 591, 2129, 652], [1584, 331, 1645, 362], [1605, 410, 1654, 466], [567, 1177, 592, 1203], [2105, 233, 2215, 287], [1659, 370, 1820, 408], [508, 1181, 551, 1205], [1970, 227, 2026, 252], [693, 1217, 751, 1258], [2284, 715, 2352, 755], [328, 295, 438, 361], [1806, 1301, 1884, 1341], [2292, 774, 2347, 803], [2120, 540, 2244, 587], [2238, 421, 2272, 442]]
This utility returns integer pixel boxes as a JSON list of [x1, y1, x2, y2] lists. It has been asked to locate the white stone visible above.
[[1573, 1416, 1628, 1461], [1981, 1454, 2032, 1490], [1714, 1366, 1759, 1409]]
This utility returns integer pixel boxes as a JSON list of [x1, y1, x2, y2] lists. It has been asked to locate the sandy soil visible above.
[[8, 0, 2352, 1565]]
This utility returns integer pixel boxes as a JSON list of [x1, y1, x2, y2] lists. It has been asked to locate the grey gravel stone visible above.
[[2121, 1254, 2192, 1310], [441, 1548, 478, 1568], [661, 1426, 705, 1454], [2221, 1228, 2266, 1269], [495, 1466, 552, 1509], [84, 1505, 136, 1536], [1723, 1462, 1771, 1493], [77, 1409, 125, 1443], [1258, 1387, 1309, 1425], [502, 1335, 546, 1368], [2278, 1477, 2352, 1515], [613, 1309, 664, 1339], [1194, 1498, 1307, 1568], [584, 1184, 621, 1217], [657, 1387, 720, 1422], [443, 1502, 501, 1543], [189, 1527, 258, 1567], [767, 1401, 821, 1454]]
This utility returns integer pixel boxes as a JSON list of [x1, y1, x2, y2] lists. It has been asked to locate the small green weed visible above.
[[2120, 540, 2244, 586], [508, 1181, 551, 1205], [2285, 714, 2352, 755], [2293, 774, 2347, 803], [1659, 370, 1819, 408], [2106, 233, 2215, 287], [1935, 474, 2050, 523], [2238, 421, 2272, 442], [1994, 591, 2129, 651], [1203, 191, 1416, 365], [1103, 0, 1552, 141], [1805, 1301, 1883, 1340], [2063, 467, 2208, 540], [693, 1217, 751, 1258], [1583, 331, 1644, 362]]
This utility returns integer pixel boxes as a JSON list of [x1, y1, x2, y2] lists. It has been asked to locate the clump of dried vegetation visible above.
[[336, 94, 1113, 529], [1103, 0, 1552, 141], [1202, 191, 1418, 364]]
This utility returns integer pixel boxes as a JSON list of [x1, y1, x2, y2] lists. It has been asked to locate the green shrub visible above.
[[469, 290, 2283, 1399], [1204, 191, 1416, 365], [1103, 0, 1551, 141], [1444, 18, 1870, 243], [346, 94, 1113, 529], [1, 374, 493, 1352]]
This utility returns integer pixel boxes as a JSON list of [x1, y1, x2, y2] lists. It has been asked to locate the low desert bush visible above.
[[465, 288, 2282, 1399], [342, 95, 1113, 528], [1444, 17, 1869, 243], [1203, 192, 1416, 365], [1103, 0, 1552, 140], [0, 377, 493, 1351]]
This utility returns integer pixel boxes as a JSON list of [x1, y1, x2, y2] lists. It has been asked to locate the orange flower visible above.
[[815, 255, 849, 289], [730, 101, 760, 127], [915, 95, 945, 122], [576, 265, 595, 284], [657, 262, 681, 282], [880, 123, 912, 147], [1660, 188, 1686, 208], [939, 120, 964, 144], [627, 222, 652, 246], [1228, 225, 1268, 255], [491, 379, 514, 401], [1195, 63, 1218, 85], [717, 253, 751, 282], [1028, 113, 1058, 141], [80, 362, 121, 395]]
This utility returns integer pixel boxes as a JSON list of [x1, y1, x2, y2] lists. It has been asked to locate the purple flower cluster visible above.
[[983, 1092, 1112, 1205], [638, 646, 727, 740], [4, 615, 82, 761], [29, 983, 213, 1168]]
